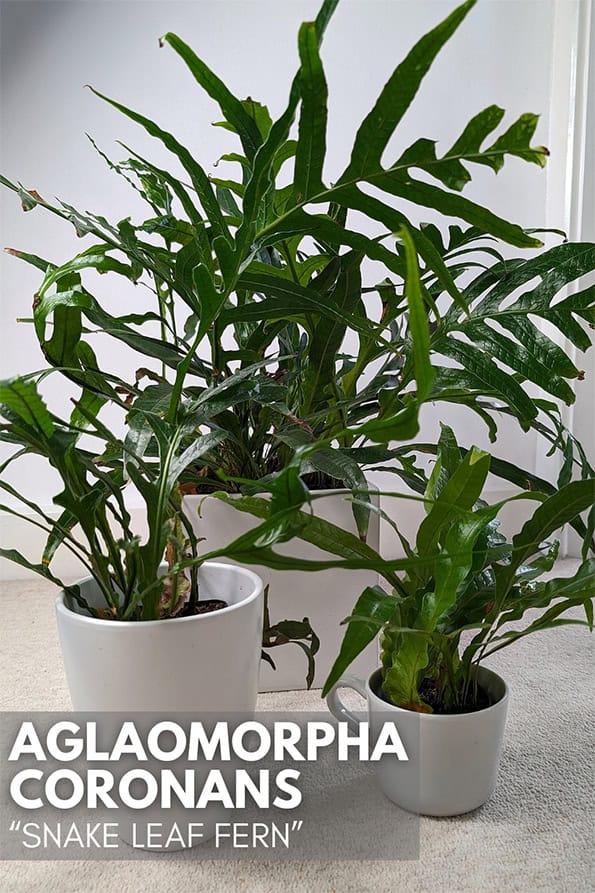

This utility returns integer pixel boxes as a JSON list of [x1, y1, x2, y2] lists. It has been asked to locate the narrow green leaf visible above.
[[473, 242, 595, 316], [496, 316, 580, 380], [496, 557, 594, 629], [462, 320, 576, 404], [42, 509, 79, 566], [486, 113, 547, 171], [87, 86, 229, 241], [0, 548, 86, 607], [214, 492, 396, 582], [3, 247, 54, 273], [352, 399, 420, 444], [376, 174, 542, 248], [399, 225, 435, 402], [69, 390, 107, 431], [231, 270, 372, 335], [162, 32, 262, 160], [117, 141, 206, 231], [410, 226, 469, 313], [302, 251, 362, 411], [424, 503, 501, 624], [437, 338, 538, 420], [340, 0, 477, 180], [447, 104, 505, 157], [294, 21, 328, 200], [167, 430, 228, 490], [314, 0, 341, 40]]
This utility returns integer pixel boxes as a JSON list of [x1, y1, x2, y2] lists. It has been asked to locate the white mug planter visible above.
[[327, 667, 508, 816], [56, 561, 264, 712], [184, 490, 380, 691]]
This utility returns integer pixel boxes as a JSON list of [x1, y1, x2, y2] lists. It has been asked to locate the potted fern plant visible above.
[[321, 426, 594, 815], [2, 0, 594, 689], [0, 374, 315, 712]]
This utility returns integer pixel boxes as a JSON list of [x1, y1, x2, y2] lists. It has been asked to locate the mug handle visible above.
[[326, 674, 368, 732]]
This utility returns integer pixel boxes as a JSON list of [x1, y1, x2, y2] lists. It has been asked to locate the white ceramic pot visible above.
[[184, 491, 380, 691], [327, 667, 508, 816], [56, 561, 264, 712]]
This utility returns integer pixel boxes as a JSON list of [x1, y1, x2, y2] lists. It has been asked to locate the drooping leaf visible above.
[[322, 586, 398, 696]]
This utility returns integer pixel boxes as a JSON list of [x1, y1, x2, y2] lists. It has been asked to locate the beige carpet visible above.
[[0, 560, 593, 892]]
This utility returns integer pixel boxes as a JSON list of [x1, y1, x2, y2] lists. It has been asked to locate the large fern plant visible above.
[[1, 0, 593, 558]]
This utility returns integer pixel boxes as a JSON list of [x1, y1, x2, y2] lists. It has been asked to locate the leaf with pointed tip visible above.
[[461, 320, 576, 404], [410, 442, 593, 545], [162, 32, 262, 160], [167, 430, 228, 491], [494, 555, 593, 630], [0, 548, 90, 611], [3, 247, 54, 273], [486, 113, 547, 171], [42, 509, 79, 566], [340, 0, 477, 180], [447, 104, 505, 159], [422, 503, 501, 626], [118, 142, 206, 230], [87, 86, 229, 242], [352, 399, 420, 445], [37, 245, 139, 299]]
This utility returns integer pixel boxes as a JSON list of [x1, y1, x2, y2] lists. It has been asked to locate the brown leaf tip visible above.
[[401, 702, 432, 714]]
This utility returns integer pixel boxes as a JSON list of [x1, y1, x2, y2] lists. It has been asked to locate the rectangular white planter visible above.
[[184, 491, 380, 692]]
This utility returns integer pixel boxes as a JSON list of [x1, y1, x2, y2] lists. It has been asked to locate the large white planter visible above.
[[56, 561, 264, 712], [327, 667, 509, 816], [184, 491, 380, 692]]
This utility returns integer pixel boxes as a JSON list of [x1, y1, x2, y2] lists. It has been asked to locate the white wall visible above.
[[0, 0, 592, 578], [571, 0, 595, 462]]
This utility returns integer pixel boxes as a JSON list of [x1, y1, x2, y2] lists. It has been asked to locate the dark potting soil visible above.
[[184, 471, 346, 496], [179, 599, 228, 616], [378, 678, 492, 715], [299, 472, 345, 491]]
